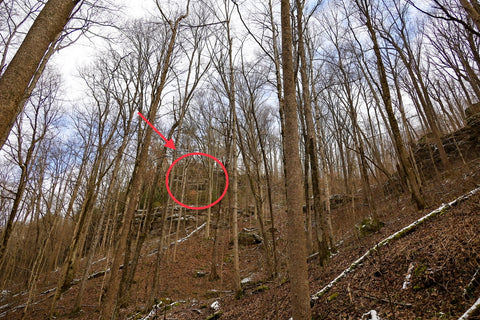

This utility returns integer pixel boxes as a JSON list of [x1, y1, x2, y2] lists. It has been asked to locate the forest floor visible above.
[[1, 159, 480, 320]]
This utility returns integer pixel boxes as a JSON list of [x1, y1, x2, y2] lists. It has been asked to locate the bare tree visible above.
[[408, 0, 480, 37], [0, 0, 82, 150], [119, 9, 211, 305], [280, 0, 311, 318], [295, 0, 332, 264], [236, 58, 277, 277], [100, 3, 189, 317], [0, 70, 61, 264], [205, 0, 242, 296], [349, 0, 426, 209], [377, 0, 451, 170]]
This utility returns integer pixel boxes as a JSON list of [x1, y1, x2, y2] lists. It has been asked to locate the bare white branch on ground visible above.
[[463, 268, 480, 297], [147, 222, 207, 257], [170, 222, 206, 246], [311, 187, 480, 302], [457, 296, 480, 320]]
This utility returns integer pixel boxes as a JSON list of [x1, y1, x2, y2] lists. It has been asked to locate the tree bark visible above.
[[280, 0, 312, 318], [0, 0, 80, 150], [459, 0, 480, 32]]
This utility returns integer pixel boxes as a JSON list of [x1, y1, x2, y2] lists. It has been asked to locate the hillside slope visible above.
[[166, 163, 480, 320], [164, 185, 480, 319], [1, 162, 480, 320]]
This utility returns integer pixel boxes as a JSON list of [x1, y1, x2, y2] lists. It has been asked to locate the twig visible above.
[[463, 267, 480, 298], [363, 293, 413, 307]]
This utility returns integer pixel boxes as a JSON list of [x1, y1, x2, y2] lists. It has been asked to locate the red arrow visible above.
[[138, 111, 176, 150]]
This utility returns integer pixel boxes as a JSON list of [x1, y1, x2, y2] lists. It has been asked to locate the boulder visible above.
[[166, 213, 196, 223], [238, 228, 263, 246], [413, 108, 480, 178], [195, 271, 207, 278], [382, 175, 404, 196], [329, 194, 356, 209], [465, 102, 480, 119]]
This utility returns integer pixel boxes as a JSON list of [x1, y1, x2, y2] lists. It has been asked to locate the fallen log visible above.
[[311, 187, 480, 303]]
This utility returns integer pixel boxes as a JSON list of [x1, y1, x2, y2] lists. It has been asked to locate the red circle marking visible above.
[[165, 152, 229, 210]]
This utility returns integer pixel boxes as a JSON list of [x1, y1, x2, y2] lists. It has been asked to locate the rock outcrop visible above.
[[413, 103, 480, 178], [237, 228, 263, 246]]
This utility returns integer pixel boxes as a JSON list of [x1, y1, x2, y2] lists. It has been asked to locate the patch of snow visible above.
[[361, 310, 382, 320], [210, 300, 220, 311], [402, 262, 415, 290], [41, 288, 56, 295], [166, 213, 197, 223], [241, 276, 252, 284], [92, 257, 106, 265]]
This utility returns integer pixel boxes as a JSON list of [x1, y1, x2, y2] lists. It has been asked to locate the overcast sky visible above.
[[53, 1, 157, 100], [53, 0, 249, 102]]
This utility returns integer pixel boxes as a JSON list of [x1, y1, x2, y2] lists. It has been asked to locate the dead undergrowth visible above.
[[1, 159, 480, 319]]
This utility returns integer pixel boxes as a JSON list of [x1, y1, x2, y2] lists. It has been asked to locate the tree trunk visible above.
[[118, 146, 170, 306], [230, 89, 242, 298], [358, 1, 426, 210], [0, 166, 28, 263], [296, 0, 331, 264], [0, 0, 80, 149], [236, 118, 274, 278], [280, 0, 312, 318], [100, 10, 187, 317], [50, 167, 102, 316], [209, 206, 222, 282], [206, 159, 213, 239], [459, 0, 480, 32], [148, 197, 170, 308], [173, 165, 188, 262]]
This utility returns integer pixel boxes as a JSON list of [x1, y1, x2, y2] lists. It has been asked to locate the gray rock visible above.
[[238, 228, 263, 246]]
